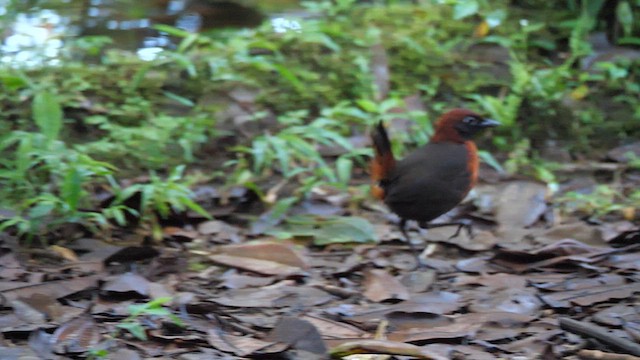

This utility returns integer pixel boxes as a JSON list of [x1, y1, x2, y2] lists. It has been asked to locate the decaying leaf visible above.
[[363, 269, 410, 302]]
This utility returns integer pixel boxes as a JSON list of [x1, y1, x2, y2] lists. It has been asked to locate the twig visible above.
[[329, 339, 448, 360], [578, 349, 640, 360], [560, 318, 640, 356]]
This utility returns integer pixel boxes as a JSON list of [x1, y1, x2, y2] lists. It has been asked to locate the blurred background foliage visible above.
[[0, 0, 638, 240]]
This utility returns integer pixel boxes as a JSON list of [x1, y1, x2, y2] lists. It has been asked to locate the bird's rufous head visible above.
[[431, 108, 500, 143]]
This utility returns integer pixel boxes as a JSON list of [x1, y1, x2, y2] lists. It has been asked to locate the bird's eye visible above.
[[462, 116, 478, 125]]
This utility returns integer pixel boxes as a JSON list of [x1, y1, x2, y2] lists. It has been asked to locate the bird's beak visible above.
[[480, 118, 500, 128]]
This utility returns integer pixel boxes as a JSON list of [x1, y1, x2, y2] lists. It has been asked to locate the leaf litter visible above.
[[0, 177, 639, 359]]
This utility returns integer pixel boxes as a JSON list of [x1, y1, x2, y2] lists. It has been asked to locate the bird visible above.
[[370, 108, 499, 263]]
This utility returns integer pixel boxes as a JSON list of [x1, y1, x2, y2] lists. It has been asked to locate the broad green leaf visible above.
[[485, 9, 506, 27], [269, 215, 377, 245], [61, 167, 82, 211], [28, 200, 56, 219], [0, 73, 28, 90], [116, 322, 147, 340], [356, 99, 378, 113], [616, 1, 634, 36], [453, 0, 479, 20], [336, 156, 353, 184], [313, 216, 376, 245], [32, 91, 62, 142]]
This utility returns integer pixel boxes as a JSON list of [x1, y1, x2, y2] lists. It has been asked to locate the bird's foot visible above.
[[418, 219, 474, 239]]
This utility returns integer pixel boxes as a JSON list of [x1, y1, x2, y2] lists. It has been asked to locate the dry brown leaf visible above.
[[48, 245, 78, 262], [102, 272, 151, 298], [50, 314, 102, 354], [541, 282, 640, 309], [208, 254, 302, 276], [0, 275, 101, 303], [495, 181, 548, 240], [363, 269, 409, 302], [210, 284, 334, 308], [301, 314, 369, 340], [453, 272, 527, 289], [216, 241, 308, 268], [466, 288, 542, 315], [265, 317, 327, 355]]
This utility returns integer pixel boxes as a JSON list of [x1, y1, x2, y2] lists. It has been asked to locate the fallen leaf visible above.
[[0, 275, 101, 303], [466, 288, 542, 315], [540, 282, 640, 309], [495, 181, 548, 240], [363, 269, 410, 302], [270, 215, 377, 245], [210, 284, 334, 308], [265, 317, 327, 355], [50, 314, 102, 354], [208, 254, 303, 276], [217, 241, 308, 268], [101, 272, 151, 298], [453, 272, 527, 289], [300, 314, 369, 340], [48, 245, 78, 262]]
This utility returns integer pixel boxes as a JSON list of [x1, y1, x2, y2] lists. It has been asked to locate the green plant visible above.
[[116, 297, 183, 341], [557, 185, 639, 219], [0, 89, 132, 241], [108, 166, 211, 239]]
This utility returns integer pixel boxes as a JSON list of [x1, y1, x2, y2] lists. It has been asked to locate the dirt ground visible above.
[[1, 171, 639, 359]]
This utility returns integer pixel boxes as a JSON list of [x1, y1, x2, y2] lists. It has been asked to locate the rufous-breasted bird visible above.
[[371, 109, 499, 262]]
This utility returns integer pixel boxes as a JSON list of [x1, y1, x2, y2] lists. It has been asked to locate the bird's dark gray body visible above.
[[380, 142, 471, 223]]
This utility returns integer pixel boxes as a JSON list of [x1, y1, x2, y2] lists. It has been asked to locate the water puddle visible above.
[[0, 0, 301, 66]]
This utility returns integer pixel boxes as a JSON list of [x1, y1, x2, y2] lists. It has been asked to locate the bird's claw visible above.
[[418, 219, 474, 239], [449, 219, 473, 239]]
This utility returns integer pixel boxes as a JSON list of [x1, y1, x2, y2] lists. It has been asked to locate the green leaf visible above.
[[145, 296, 173, 308], [336, 156, 353, 184], [163, 91, 194, 107], [32, 91, 62, 142], [177, 33, 200, 53], [453, 0, 479, 20], [270, 215, 377, 245], [616, 1, 634, 36], [478, 150, 504, 174], [178, 197, 212, 219], [314, 216, 377, 245], [356, 99, 378, 113], [61, 167, 82, 212], [485, 9, 506, 28], [29, 200, 56, 219], [153, 24, 191, 38], [0, 73, 28, 90], [271, 63, 304, 92], [251, 137, 269, 173], [116, 322, 148, 340], [250, 196, 297, 234], [267, 136, 291, 176]]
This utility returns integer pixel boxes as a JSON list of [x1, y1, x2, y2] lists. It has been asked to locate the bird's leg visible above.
[[399, 219, 425, 268], [419, 219, 473, 239]]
